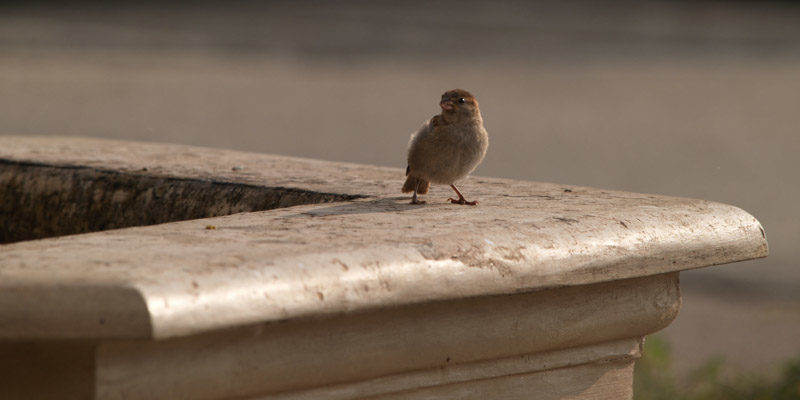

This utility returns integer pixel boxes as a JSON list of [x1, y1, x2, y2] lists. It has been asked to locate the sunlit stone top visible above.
[[0, 136, 767, 339]]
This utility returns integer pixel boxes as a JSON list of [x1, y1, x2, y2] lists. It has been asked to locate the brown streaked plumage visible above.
[[402, 89, 489, 205]]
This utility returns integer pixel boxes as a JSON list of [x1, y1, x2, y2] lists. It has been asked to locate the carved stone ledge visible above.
[[0, 136, 767, 399]]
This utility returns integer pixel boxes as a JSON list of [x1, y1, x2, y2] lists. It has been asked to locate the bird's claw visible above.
[[448, 197, 478, 206]]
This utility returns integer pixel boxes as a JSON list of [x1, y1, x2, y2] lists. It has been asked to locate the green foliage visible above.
[[634, 336, 800, 400]]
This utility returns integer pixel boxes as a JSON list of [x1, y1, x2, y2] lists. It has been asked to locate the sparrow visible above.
[[402, 89, 489, 205]]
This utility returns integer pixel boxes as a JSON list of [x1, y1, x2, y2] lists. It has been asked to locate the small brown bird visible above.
[[402, 89, 489, 205]]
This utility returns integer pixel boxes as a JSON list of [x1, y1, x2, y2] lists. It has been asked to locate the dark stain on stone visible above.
[[452, 246, 514, 277], [332, 258, 350, 271], [553, 216, 579, 224], [497, 245, 526, 261]]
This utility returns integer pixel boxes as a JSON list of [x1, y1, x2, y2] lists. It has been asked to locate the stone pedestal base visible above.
[[3, 274, 676, 400]]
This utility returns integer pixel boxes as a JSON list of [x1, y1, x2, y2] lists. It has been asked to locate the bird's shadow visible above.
[[283, 196, 449, 218]]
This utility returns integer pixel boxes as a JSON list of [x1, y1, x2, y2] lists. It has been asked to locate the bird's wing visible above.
[[409, 116, 436, 144], [406, 116, 440, 175]]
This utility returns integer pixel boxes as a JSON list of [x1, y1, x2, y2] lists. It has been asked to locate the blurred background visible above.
[[1, 0, 798, 383]]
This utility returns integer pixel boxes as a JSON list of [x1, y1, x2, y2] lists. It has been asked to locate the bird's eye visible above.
[[458, 98, 466, 104]]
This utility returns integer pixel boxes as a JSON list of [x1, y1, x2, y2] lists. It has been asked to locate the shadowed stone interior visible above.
[[0, 160, 359, 244]]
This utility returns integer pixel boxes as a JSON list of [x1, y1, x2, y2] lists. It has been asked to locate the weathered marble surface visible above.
[[0, 136, 767, 340]]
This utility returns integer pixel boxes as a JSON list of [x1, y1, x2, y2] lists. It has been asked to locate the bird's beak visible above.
[[440, 100, 454, 111]]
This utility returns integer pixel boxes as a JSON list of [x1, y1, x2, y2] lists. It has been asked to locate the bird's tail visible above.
[[402, 175, 430, 194]]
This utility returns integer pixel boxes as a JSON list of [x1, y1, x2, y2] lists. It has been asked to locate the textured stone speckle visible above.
[[0, 136, 767, 340]]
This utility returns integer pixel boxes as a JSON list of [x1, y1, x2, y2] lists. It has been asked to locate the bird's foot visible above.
[[410, 198, 427, 205], [448, 197, 478, 206]]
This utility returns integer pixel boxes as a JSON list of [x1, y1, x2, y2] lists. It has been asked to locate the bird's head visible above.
[[439, 89, 481, 124]]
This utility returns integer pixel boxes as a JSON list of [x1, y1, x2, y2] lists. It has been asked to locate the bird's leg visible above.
[[411, 179, 426, 205], [448, 184, 478, 205]]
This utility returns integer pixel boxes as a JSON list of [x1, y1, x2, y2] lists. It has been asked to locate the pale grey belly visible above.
[[409, 129, 488, 184]]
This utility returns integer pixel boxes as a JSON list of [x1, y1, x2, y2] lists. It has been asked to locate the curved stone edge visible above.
[[0, 136, 768, 340], [0, 187, 767, 341], [141, 201, 765, 339]]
